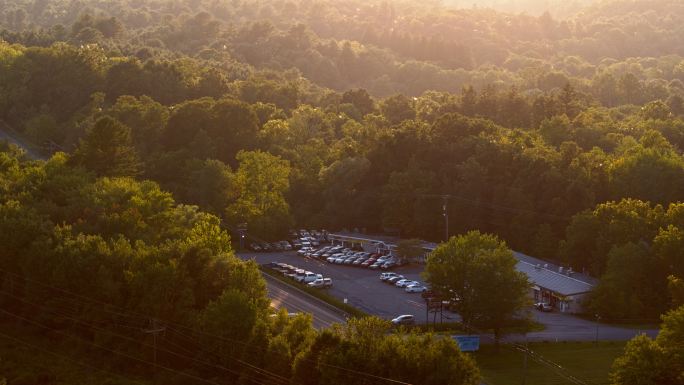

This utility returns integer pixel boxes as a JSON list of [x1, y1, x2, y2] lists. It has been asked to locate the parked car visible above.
[[287, 269, 306, 279], [280, 241, 293, 250], [535, 302, 553, 312], [352, 258, 367, 266], [386, 275, 404, 284], [249, 243, 262, 252], [394, 279, 414, 288], [296, 272, 322, 283], [361, 258, 376, 268], [391, 315, 415, 325], [308, 278, 333, 288], [344, 256, 357, 265], [380, 272, 400, 281], [405, 285, 428, 293], [297, 247, 314, 256]]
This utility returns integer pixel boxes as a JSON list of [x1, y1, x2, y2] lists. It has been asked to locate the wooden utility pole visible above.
[[419, 194, 452, 242], [143, 319, 166, 369]]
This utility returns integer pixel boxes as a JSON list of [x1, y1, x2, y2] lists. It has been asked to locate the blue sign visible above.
[[453, 335, 480, 352]]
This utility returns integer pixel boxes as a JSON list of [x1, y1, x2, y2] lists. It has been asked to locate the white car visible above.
[[296, 272, 322, 283], [391, 315, 415, 325], [395, 279, 417, 288], [308, 278, 332, 288], [405, 285, 428, 293], [380, 272, 400, 281]]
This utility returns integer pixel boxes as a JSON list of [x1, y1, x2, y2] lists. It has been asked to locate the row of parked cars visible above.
[[380, 272, 428, 293], [251, 229, 330, 253], [299, 245, 404, 270], [250, 240, 293, 252], [266, 262, 333, 288]]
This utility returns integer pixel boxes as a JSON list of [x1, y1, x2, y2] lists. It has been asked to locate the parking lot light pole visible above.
[[595, 314, 601, 344]]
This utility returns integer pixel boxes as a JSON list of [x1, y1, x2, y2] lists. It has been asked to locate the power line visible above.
[[0, 268, 414, 385], [0, 288, 286, 385], [419, 192, 570, 222], [0, 307, 222, 385], [0, 329, 147, 385]]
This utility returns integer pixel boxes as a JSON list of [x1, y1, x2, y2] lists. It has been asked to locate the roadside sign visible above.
[[453, 335, 480, 352]]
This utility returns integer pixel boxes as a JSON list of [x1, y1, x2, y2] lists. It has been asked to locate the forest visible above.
[[1, 0, 684, 383]]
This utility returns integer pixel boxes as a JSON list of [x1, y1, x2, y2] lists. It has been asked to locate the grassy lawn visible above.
[[473, 341, 626, 385]]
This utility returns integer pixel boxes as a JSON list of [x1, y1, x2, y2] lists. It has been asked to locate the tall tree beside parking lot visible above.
[[424, 231, 530, 345], [610, 305, 684, 385], [226, 150, 293, 239], [395, 238, 424, 264]]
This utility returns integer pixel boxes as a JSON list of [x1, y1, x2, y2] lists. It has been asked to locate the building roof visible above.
[[515, 257, 594, 296], [513, 252, 598, 285]]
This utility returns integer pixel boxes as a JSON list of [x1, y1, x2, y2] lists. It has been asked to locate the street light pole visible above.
[[595, 314, 600, 344]]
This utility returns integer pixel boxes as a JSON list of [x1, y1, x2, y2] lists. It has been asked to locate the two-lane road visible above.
[[263, 273, 348, 329]]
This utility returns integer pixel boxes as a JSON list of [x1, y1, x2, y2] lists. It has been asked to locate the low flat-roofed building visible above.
[[514, 252, 595, 314]]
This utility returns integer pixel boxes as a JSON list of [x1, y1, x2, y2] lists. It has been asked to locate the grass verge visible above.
[[473, 341, 626, 385], [260, 266, 368, 318]]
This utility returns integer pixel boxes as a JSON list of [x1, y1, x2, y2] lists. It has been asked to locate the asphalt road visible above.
[[241, 250, 659, 341], [263, 273, 348, 329]]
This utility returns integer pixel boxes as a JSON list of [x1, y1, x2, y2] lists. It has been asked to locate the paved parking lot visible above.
[[238, 251, 459, 324], [239, 250, 659, 341]]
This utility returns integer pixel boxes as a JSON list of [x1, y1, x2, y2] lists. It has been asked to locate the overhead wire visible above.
[[0, 306, 222, 385], [0, 288, 287, 385], [0, 329, 147, 385], [0, 267, 414, 385]]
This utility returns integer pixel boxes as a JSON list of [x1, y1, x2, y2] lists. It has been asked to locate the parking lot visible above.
[[240, 246, 659, 341], [238, 250, 460, 324]]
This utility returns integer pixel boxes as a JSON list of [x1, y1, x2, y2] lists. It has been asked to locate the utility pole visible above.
[[442, 195, 450, 242], [419, 194, 452, 242], [522, 333, 528, 385], [144, 319, 166, 370], [237, 222, 248, 250]]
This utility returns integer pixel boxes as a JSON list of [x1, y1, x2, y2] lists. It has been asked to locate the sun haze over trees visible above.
[[1, 0, 684, 382]]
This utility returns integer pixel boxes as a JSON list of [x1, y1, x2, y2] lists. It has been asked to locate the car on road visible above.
[[405, 284, 428, 293], [391, 315, 415, 325], [308, 278, 333, 288], [535, 302, 553, 312]]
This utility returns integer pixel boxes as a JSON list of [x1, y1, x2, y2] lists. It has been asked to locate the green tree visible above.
[[424, 231, 530, 345], [71, 116, 140, 177], [226, 150, 292, 239], [611, 305, 684, 385], [394, 238, 424, 264]]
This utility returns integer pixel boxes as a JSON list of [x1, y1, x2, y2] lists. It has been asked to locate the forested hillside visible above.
[[1, 0, 684, 383]]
